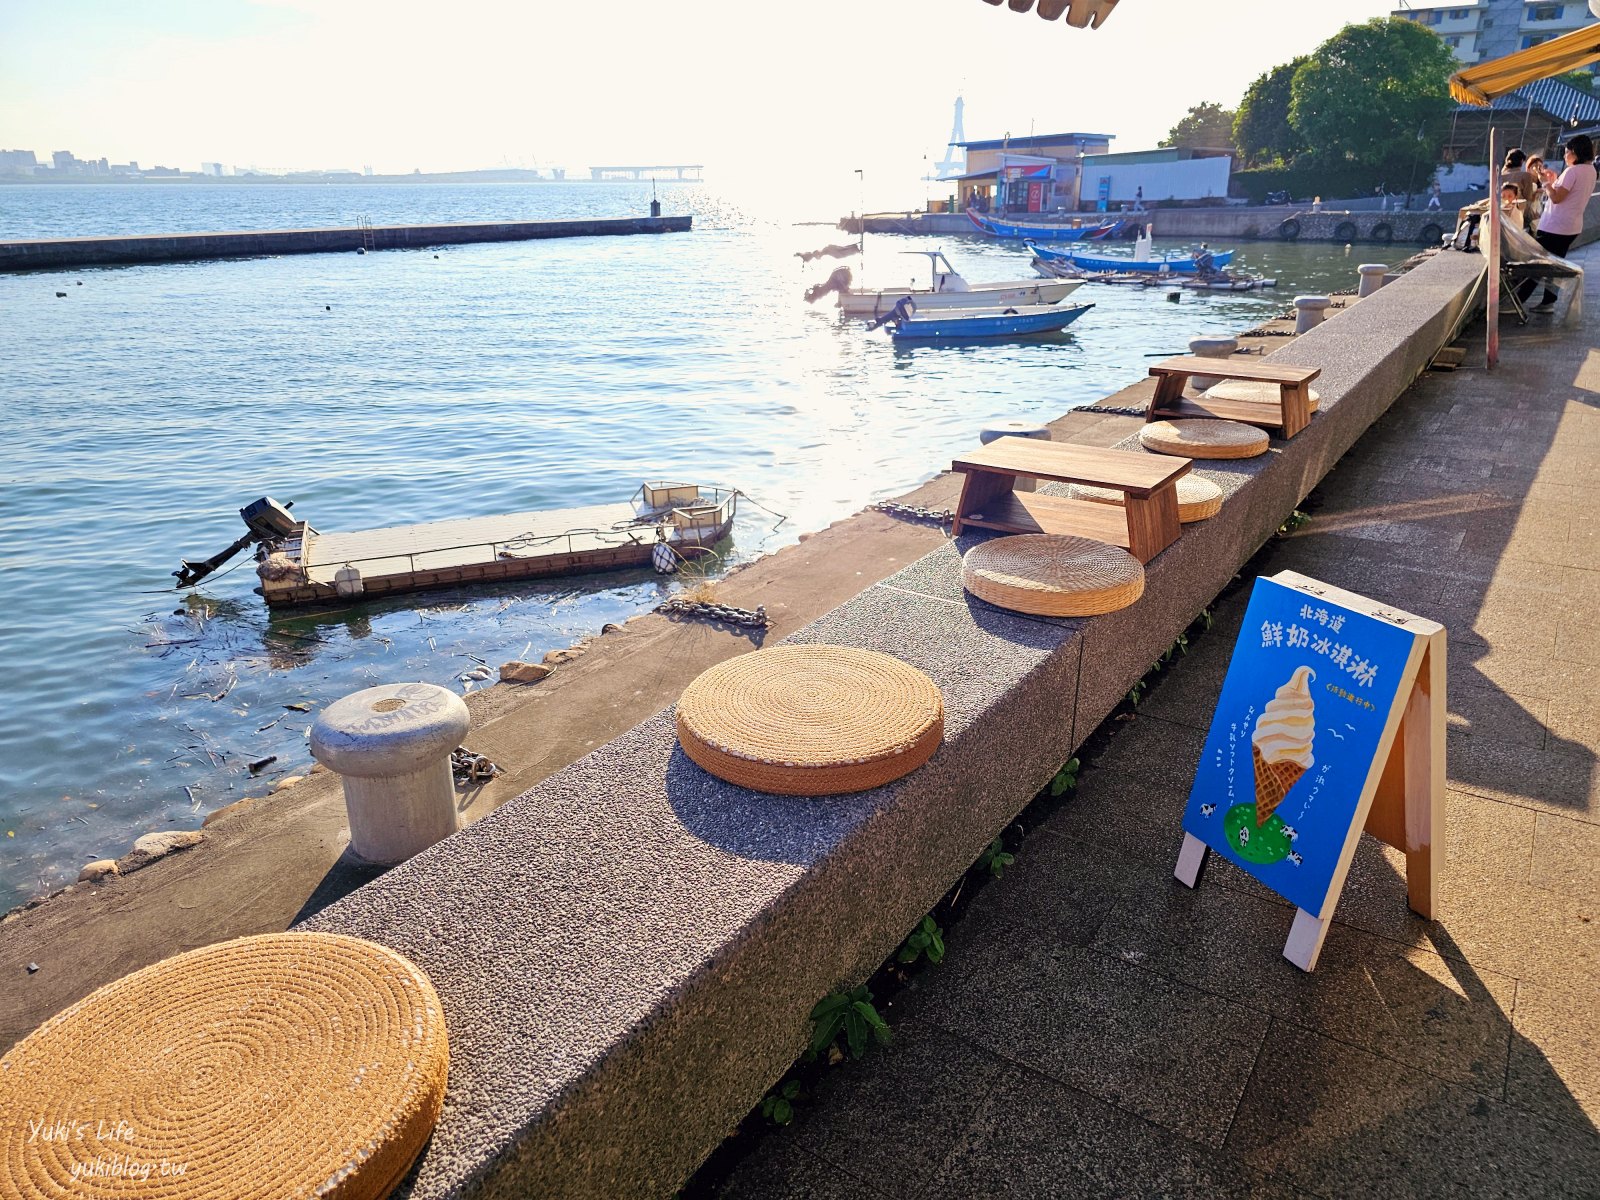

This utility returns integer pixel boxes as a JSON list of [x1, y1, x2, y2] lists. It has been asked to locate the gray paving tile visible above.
[[712, 1137, 893, 1200], [1091, 880, 1515, 1093], [770, 1021, 1009, 1200], [924, 1063, 1306, 1200], [919, 937, 1268, 1148], [1529, 811, 1600, 904], [1447, 727, 1599, 825], [1445, 677, 1550, 750], [1506, 975, 1600, 1132], [1227, 1022, 1600, 1200]]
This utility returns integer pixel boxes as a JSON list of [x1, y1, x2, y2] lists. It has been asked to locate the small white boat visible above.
[[836, 250, 1082, 318]]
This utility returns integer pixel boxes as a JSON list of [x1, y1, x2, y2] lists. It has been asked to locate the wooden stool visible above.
[[949, 436, 1191, 563], [1070, 473, 1223, 522], [1146, 356, 1321, 439]]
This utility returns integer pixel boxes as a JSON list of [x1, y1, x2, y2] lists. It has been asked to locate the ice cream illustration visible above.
[[1251, 665, 1315, 827]]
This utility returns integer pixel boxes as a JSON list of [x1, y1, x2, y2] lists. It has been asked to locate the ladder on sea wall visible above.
[[356, 215, 376, 252]]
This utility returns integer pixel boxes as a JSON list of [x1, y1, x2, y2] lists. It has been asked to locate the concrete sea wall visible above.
[[858, 191, 1600, 246], [300, 252, 1489, 1195], [0, 215, 691, 271]]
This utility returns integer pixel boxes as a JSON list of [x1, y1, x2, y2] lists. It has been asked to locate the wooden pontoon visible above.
[[249, 483, 736, 608]]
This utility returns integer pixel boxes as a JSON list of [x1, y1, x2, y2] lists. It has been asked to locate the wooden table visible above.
[[1146, 356, 1322, 439], [950, 437, 1192, 563]]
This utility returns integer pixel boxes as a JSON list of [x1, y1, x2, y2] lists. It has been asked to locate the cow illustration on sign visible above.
[[1222, 666, 1315, 867]]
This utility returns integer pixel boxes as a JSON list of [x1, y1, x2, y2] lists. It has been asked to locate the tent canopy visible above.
[[978, 0, 1119, 30], [1451, 22, 1600, 105]]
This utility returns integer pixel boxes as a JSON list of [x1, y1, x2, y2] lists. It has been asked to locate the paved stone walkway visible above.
[[711, 250, 1600, 1199]]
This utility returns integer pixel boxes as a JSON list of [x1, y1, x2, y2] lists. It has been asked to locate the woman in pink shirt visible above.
[[1525, 134, 1596, 308]]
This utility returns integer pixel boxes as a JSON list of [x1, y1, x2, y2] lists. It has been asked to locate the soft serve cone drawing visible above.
[[1252, 665, 1315, 826]]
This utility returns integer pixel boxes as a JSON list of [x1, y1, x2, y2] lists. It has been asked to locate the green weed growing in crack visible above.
[[977, 835, 1015, 878], [807, 987, 891, 1062], [759, 1079, 803, 1126], [896, 915, 946, 966], [1050, 757, 1080, 796]]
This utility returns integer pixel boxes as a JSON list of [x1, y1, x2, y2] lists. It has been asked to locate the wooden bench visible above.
[[950, 437, 1191, 563], [1146, 356, 1321, 439]]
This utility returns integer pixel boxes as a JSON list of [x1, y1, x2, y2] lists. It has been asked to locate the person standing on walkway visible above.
[[1526, 135, 1597, 308], [1525, 156, 1546, 230], [1501, 148, 1537, 215]]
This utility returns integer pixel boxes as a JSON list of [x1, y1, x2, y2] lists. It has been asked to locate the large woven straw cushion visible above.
[[963, 534, 1144, 617], [1140, 418, 1269, 460], [676, 644, 943, 795], [0, 932, 448, 1200], [1204, 379, 1321, 411], [1068, 475, 1223, 523]]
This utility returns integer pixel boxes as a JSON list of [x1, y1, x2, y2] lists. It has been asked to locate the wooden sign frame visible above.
[[1174, 571, 1446, 971]]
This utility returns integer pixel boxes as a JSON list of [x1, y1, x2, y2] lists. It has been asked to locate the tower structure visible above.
[[934, 96, 968, 180]]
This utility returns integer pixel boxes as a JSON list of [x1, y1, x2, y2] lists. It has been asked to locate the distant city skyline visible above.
[[3, 0, 1402, 208]]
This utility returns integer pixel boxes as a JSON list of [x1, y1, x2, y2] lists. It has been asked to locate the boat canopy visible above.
[[1450, 21, 1600, 105]]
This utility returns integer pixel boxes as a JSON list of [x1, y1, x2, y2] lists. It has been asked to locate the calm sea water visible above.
[[0, 182, 1400, 907]]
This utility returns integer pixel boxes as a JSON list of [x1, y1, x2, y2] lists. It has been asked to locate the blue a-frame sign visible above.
[[1175, 572, 1447, 971]]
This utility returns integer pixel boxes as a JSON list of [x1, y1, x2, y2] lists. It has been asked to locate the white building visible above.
[[1393, 0, 1598, 66]]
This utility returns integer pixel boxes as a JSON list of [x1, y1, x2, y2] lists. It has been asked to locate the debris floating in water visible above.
[[247, 755, 277, 774]]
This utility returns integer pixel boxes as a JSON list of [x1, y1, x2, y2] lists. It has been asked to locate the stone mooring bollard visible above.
[[1294, 295, 1332, 336], [1186, 335, 1238, 391], [980, 419, 1050, 491], [310, 682, 470, 864], [1357, 263, 1388, 299]]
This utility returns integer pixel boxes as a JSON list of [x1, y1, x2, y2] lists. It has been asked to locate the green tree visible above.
[[1234, 58, 1308, 167], [1290, 18, 1456, 181], [1161, 102, 1237, 153], [1553, 69, 1598, 96]]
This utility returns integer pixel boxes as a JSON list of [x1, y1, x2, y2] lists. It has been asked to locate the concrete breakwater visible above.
[[848, 208, 1445, 244], [0, 214, 691, 271], [854, 192, 1600, 246]]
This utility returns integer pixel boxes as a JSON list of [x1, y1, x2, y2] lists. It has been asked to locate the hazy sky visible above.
[[2, 0, 1401, 197]]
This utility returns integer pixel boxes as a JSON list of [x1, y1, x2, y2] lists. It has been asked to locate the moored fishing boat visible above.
[[1030, 240, 1236, 274], [966, 210, 1128, 240], [884, 300, 1094, 341], [1032, 255, 1275, 290], [828, 250, 1083, 318]]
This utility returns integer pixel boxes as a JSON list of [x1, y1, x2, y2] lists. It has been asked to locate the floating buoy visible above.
[[334, 563, 364, 598], [652, 541, 677, 574], [356, 247, 366, 255], [325, 305, 331, 311]]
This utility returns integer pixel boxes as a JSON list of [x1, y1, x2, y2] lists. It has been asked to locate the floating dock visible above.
[[253, 484, 735, 608], [0, 214, 691, 272]]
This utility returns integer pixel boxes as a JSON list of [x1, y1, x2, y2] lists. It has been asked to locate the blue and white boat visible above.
[[966, 210, 1127, 241], [1029, 232, 1234, 275], [886, 301, 1094, 341]]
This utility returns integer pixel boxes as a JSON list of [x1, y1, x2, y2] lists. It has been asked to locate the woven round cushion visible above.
[[963, 534, 1144, 617], [1203, 379, 1321, 411], [676, 644, 943, 795], [1140, 419, 1269, 460], [1068, 475, 1223, 523], [0, 933, 448, 1200]]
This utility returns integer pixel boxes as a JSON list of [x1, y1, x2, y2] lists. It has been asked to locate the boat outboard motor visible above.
[[174, 497, 297, 588]]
